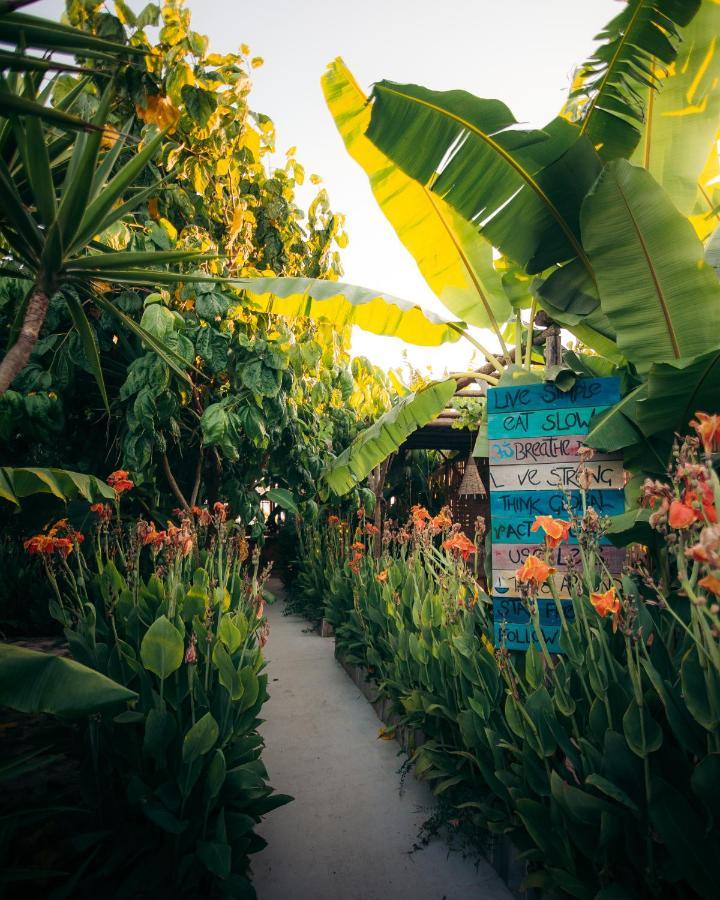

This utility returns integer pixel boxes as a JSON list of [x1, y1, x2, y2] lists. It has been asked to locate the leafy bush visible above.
[[15, 486, 289, 897], [301, 430, 720, 898]]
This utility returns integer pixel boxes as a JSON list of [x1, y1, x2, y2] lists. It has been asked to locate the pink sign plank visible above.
[[492, 543, 626, 572]]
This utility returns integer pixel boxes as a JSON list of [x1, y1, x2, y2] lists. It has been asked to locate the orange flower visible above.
[[411, 504, 431, 522], [328, 515, 340, 525], [690, 412, 720, 455], [699, 574, 720, 596], [376, 570, 389, 583], [531, 515, 571, 549], [430, 511, 452, 530], [684, 482, 717, 524], [107, 469, 134, 493], [213, 501, 230, 522], [515, 554, 555, 585], [357, 507, 365, 519], [348, 552, 363, 574], [442, 532, 476, 561], [24, 534, 55, 555], [142, 528, 167, 550], [669, 499, 698, 529], [350, 541, 365, 552], [90, 502, 112, 523], [366, 523, 379, 535], [590, 586, 620, 618]]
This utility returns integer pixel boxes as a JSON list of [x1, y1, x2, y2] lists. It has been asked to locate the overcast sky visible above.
[[35, 0, 619, 378]]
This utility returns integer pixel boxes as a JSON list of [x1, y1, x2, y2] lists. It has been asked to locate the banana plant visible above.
[[321, 378, 457, 495]]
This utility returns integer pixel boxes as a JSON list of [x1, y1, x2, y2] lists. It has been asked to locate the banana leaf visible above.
[[322, 378, 457, 495], [581, 159, 720, 373], [364, 80, 601, 276], [636, 344, 720, 436], [0, 11, 145, 59], [0, 643, 136, 717], [322, 58, 509, 332], [0, 466, 116, 505], [571, 0, 701, 160], [629, 0, 720, 237], [239, 276, 463, 347]]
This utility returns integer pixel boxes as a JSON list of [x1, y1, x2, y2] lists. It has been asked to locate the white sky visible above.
[[36, 0, 619, 378]]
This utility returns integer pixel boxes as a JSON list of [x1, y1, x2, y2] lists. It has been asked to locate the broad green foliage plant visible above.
[[301, 419, 720, 897], [19, 481, 288, 896]]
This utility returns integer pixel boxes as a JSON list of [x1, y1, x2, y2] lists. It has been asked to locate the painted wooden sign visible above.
[[488, 377, 625, 653]]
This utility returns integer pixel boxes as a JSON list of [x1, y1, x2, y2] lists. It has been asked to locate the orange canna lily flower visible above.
[[376, 570, 389, 583], [366, 523, 380, 535], [531, 515, 571, 548], [328, 515, 340, 525], [107, 469, 134, 493], [516, 554, 555, 585], [690, 411, 720, 455], [442, 532, 476, 561], [699, 574, 720, 597], [350, 541, 365, 552], [668, 499, 698, 529], [590, 586, 621, 618]]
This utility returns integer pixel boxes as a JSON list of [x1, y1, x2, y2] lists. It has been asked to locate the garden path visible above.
[[252, 581, 512, 900]]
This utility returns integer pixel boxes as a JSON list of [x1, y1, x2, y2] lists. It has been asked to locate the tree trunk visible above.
[[0, 286, 49, 394]]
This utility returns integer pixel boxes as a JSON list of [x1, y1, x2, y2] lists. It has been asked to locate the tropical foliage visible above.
[[298, 422, 720, 897]]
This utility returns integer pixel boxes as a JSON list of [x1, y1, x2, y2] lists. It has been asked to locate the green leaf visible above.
[[622, 699, 663, 757], [581, 159, 720, 373], [265, 487, 299, 515], [364, 80, 600, 275], [0, 466, 115, 505], [0, 644, 136, 717], [572, 0, 701, 160], [212, 642, 243, 700], [181, 84, 217, 127], [63, 289, 108, 411], [182, 712, 219, 764], [636, 344, 720, 438], [322, 379, 457, 495], [585, 773, 639, 813], [196, 841, 231, 879], [140, 615, 184, 680]]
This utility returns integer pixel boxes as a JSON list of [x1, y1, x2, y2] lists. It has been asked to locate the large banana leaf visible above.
[[0, 643, 136, 717], [572, 0, 701, 160], [0, 11, 145, 60], [322, 58, 509, 332], [322, 378, 457, 495], [0, 466, 116, 505], [365, 81, 601, 276], [636, 344, 720, 436], [581, 159, 720, 373], [630, 0, 720, 237], [240, 276, 463, 347]]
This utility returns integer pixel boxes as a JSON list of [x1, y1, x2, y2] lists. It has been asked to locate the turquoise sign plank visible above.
[[488, 405, 612, 439], [487, 377, 620, 413], [491, 516, 613, 544], [493, 597, 576, 653], [490, 488, 625, 519]]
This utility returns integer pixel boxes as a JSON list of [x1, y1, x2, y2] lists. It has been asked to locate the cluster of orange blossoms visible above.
[[365, 523, 379, 536], [516, 515, 621, 620], [24, 519, 84, 559], [107, 469, 134, 493], [667, 478, 717, 529], [441, 532, 476, 561], [90, 502, 113, 523]]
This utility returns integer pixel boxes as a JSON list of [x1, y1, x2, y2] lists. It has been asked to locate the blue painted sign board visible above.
[[488, 377, 624, 653]]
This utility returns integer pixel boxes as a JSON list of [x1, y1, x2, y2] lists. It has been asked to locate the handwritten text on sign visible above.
[[487, 377, 624, 653]]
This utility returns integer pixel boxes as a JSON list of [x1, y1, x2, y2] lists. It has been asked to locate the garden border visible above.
[[331, 638, 535, 899]]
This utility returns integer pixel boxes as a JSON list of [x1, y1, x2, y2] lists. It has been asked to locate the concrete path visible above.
[[252, 585, 512, 900]]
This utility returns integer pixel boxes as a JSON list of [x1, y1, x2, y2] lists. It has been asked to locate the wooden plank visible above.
[[487, 377, 620, 413], [487, 378, 620, 413], [491, 516, 614, 544], [492, 543, 626, 571], [493, 598, 575, 653], [488, 405, 612, 439], [488, 460, 625, 492], [489, 435, 619, 466], [492, 569, 623, 599], [490, 488, 625, 519]]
